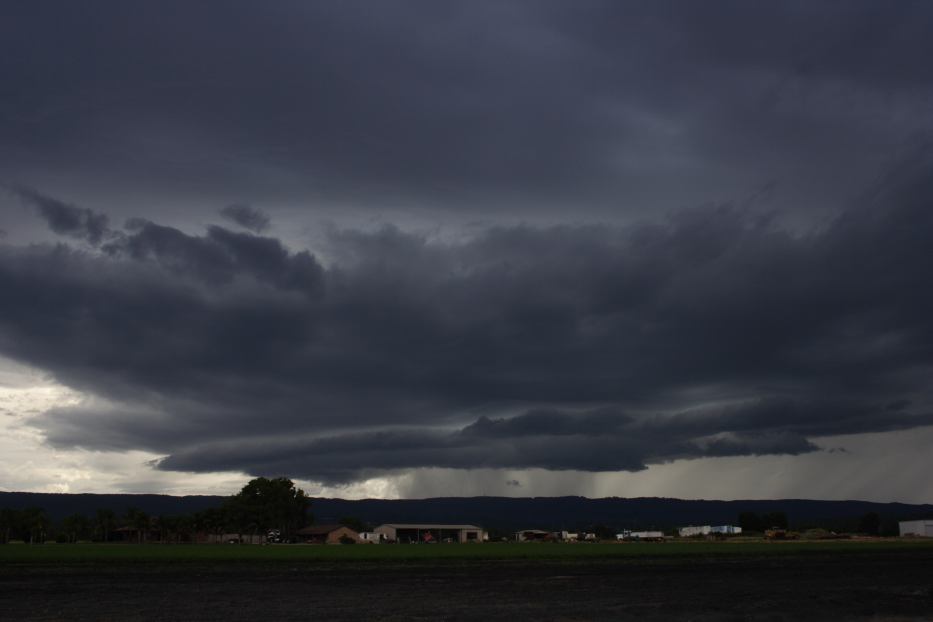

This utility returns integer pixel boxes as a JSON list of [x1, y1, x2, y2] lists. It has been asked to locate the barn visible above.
[[899, 520, 933, 537], [295, 524, 361, 544], [374, 524, 485, 543]]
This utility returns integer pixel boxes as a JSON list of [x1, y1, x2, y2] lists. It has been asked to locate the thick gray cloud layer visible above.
[[2, 1, 932, 224], [7, 185, 110, 245], [220, 204, 271, 234], [1, 147, 933, 482], [2, 2, 933, 485]]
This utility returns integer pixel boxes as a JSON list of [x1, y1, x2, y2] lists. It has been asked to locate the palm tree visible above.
[[123, 508, 151, 544], [61, 514, 90, 543], [174, 515, 194, 544], [95, 509, 116, 543], [0, 508, 19, 544], [23, 507, 49, 544], [153, 515, 167, 544]]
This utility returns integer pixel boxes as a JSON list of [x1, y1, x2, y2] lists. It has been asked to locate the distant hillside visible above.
[[3, 492, 932, 533]]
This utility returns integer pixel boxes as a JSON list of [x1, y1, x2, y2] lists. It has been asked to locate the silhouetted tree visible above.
[[738, 512, 763, 532], [23, 507, 50, 544], [95, 509, 116, 542], [153, 515, 168, 543], [225, 477, 310, 542], [198, 507, 228, 542], [761, 511, 788, 530], [174, 514, 194, 543], [859, 512, 881, 536], [60, 513, 91, 543], [124, 507, 150, 544], [0, 508, 21, 543]]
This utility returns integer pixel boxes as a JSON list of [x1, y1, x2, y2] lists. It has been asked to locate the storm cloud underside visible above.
[[2, 2, 933, 488], [2, 157, 933, 482]]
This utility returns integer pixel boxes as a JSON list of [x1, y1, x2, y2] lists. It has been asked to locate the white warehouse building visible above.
[[679, 525, 742, 537], [899, 520, 933, 537], [616, 530, 664, 541]]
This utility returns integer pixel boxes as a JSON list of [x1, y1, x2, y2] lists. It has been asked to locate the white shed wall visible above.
[[899, 520, 933, 537]]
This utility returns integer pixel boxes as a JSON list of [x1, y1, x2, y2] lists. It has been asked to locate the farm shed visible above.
[[204, 533, 266, 544], [515, 529, 550, 542], [899, 520, 933, 537], [553, 530, 579, 542], [374, 524, 485, 543], [296, 524, 361, 544]]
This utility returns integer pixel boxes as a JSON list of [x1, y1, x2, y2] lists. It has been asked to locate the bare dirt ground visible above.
[[3, 549, 933, 621]]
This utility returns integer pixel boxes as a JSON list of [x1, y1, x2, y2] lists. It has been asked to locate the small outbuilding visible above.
[[374, 524, 485, 543], [358, 531, 385, 543], [679, 525, 742, 537], [616, 530, 664, 541], [899, 520, 933, 537], [296, 524, 361, 544], [552, 530, 579, 542], [515, 529, 550, 542], [679, 525, 712, 537]]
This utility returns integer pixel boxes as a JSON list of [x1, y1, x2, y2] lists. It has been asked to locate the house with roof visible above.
[[295, 524, 361, 544]]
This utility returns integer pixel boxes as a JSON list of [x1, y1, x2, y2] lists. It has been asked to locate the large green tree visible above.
[[225, 477, 310, 541]]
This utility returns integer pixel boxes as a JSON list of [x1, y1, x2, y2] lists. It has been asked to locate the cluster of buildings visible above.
[[514, 529, 598, 542], [678, 525, 743, 537], [291, 523, 488, 544], [514, 525, 744, 542], [210, 519, 931, 545], [293, 523, 748, 544]]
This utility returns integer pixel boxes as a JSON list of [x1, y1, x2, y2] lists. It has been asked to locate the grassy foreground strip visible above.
[[2, 540, 933, 563]]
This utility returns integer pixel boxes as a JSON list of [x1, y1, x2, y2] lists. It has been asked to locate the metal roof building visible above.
[[374, 523, 485, 543]]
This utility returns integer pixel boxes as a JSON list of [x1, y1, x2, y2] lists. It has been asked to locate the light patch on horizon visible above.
[[0, 357, 399, 498], [3, 356, 933, 503], [0, 358, 243, 496], [387, 426, 933, 504]]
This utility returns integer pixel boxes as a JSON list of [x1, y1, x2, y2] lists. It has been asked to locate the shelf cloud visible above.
[[3, 147, 933, 483]]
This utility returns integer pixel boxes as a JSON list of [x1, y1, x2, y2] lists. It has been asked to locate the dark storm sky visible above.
[[1, 1, 933, 489]]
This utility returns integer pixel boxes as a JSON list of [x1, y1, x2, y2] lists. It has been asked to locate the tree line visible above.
[[737, 510, 891, 536], [0, 477, 313, 544]]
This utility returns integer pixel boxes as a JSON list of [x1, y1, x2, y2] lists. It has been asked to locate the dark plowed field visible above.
[[3, 547, 933, 621]]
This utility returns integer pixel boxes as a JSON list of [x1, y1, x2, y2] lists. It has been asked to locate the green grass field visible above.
[[2, 539, 933, 564]]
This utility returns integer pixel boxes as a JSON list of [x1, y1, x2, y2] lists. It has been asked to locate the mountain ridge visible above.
[[3, 491, 931, 532]]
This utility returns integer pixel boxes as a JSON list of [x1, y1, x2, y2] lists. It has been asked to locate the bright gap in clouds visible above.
[[0, 355, 402, 497]]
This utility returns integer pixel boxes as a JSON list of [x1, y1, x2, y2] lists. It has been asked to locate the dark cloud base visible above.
[[2, 154, 933, 483], [3, 2, 932, 220]]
